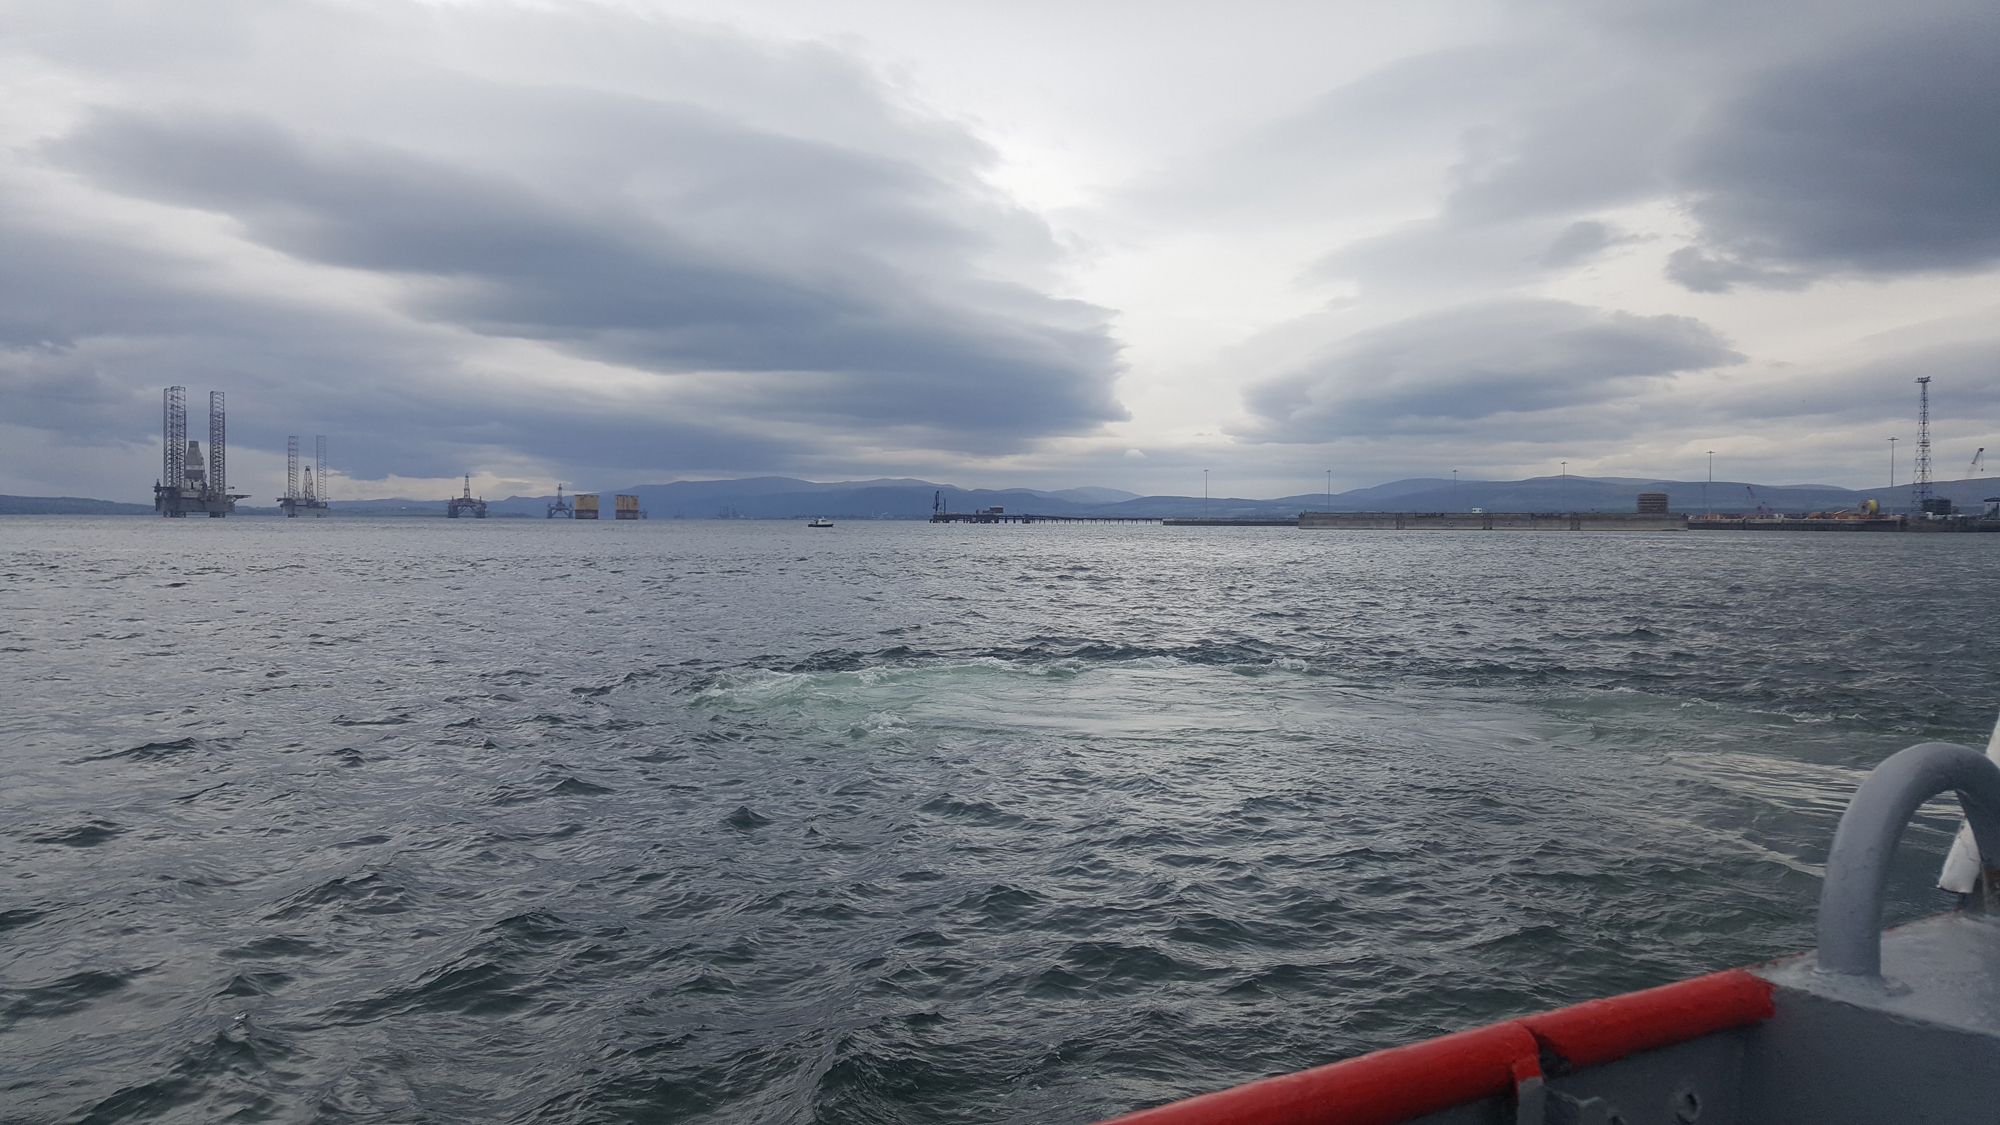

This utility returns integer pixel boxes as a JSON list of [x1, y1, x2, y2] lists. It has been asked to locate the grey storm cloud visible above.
[[0, 189, 799, 479], [0, 2, 1129, 497], [45, 104, 1123, 435], [0, 167, 792, 481], [1267, 2, 2000, 301], [1668, 9, 2000, 291], [1236, 299, 1742, 442]]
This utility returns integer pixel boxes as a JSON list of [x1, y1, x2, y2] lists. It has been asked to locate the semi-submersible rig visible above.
[[154, 386, 248, 517]]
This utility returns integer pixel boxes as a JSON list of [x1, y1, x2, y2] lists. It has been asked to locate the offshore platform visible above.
[[154, 386, 247, 517], [447, 475, 488, 518], [279, 435, 331, 517]]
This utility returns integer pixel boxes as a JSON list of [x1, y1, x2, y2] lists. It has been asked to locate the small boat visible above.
[[806, 518, 833, 528], [1092, 721, 2000, 1125]]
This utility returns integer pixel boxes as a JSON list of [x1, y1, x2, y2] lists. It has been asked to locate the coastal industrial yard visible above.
[[930, 507, 2000, 532], [7, 378, 1988, 529]]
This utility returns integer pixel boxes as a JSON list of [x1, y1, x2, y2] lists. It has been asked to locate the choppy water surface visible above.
[[4, 518, 1997, 1123]]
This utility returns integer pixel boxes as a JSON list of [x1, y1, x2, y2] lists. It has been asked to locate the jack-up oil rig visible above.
[[447, 475, 488, 518], [155, 386, 248, 517], [279, 435, 331, 517]]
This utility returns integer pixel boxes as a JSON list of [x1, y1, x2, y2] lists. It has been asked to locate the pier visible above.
[[930, 509, 1158, 524], [1299, 511, 1685, 531]]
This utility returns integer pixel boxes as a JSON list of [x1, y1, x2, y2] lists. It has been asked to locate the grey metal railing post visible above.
[[1818, 742, 2000, 976]]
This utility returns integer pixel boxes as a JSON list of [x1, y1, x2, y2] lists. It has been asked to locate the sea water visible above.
[[3, 518, 1994, 1123]]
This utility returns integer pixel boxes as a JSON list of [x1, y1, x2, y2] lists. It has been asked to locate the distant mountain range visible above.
[[10, 474, 2000, 518], [0, 495, 155, 515], [326, 474, 2000, 519]]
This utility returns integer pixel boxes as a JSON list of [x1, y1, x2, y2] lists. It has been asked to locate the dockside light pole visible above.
[[1203, 469, 1209, 518], [1325, 470, 1331, 510], [1705, 450, 1713, 516]]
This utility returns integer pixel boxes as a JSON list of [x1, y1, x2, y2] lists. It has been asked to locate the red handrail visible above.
[[1521, 967, 1774, 1070], [1091, 969, 1774, 1125]]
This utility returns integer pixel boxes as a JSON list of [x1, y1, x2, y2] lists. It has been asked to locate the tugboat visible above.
[[1091, 723, 2000, 1125], [807, 517, 833, 528]]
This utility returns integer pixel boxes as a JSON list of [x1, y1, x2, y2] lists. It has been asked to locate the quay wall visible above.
[[1689, 517, 1904, 532], [1300, 512, 1685, 532], [1689, 516, 2000, 532]]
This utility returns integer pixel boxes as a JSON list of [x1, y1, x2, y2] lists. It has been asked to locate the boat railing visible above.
[[1091, 735, 2000, 1125], [1816, 741, 2000, 976]]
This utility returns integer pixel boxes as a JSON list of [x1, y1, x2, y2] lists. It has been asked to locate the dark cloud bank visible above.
[[1238, 299, 1740, 442], [0, 3, 1124, 490], [1234, 1, 2000, 457], [1669, 6, 2000, 291], [47, 107, 1120, 431]]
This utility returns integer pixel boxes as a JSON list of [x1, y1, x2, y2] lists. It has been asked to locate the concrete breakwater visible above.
[[1300, 511, 1686, 531]]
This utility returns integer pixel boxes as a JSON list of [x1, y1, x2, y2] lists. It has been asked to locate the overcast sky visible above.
[[4, 0, 1997, 502]]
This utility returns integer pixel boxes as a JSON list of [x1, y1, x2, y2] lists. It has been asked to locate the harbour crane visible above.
[[1744, 484, 1770, 515], [1972, 448, 1986, 479]]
